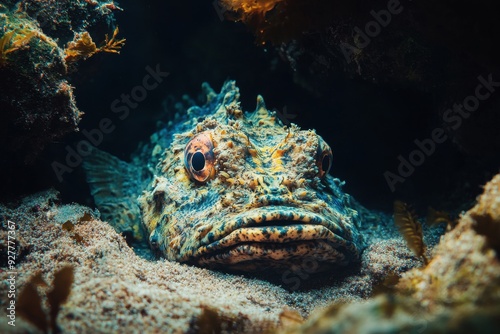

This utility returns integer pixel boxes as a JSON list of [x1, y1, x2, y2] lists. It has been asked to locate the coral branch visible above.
[[0, 31, 15, 66], [0, 29, 38, 66], [100, 27, 126, 54]]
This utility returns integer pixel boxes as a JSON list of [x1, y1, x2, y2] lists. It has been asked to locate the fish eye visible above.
[[316, 137, 333, 178], [184, 132, 215, 183]]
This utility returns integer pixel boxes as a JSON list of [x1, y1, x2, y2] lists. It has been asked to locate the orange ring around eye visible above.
[[316, 137, 333, 178], [184, 132, 215, 182]]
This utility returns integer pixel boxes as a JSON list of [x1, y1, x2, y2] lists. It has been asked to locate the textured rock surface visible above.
[[0, 8, 81, 164], [19, 0, 120, 45], [398, 174, 500, 308], [0, 0, 122, 201], [0, 1, 120, 164], [278, 174, 500, 333]]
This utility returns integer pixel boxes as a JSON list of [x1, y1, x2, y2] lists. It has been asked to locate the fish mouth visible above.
[[190, 206, 359, 270]]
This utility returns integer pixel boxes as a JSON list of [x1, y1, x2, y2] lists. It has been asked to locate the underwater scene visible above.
[[1, 0, 500, 333]]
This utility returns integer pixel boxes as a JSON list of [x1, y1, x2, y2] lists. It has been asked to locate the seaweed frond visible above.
[[64, 27, 125, 63], [0, 29, 37, 66], [64, 32, 98, 62], [0, 31, 16, 66], [99, 27, 126, 54], [11, 30, 37, 49], [17, 266, 74, 334], [394, 201, 429, 265], [47, 266, 74, 333], [18, 272, 48, 333]]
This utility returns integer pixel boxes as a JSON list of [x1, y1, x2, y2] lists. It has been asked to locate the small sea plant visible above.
[[0, 28, 37, 66], [18, 266, 74, 334], [64, 27, 125, 63], [393, 201, 429, 265], [0, 31, 17, 66], [101, 27, 126, 54]]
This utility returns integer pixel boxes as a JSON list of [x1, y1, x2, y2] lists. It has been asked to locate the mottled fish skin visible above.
[[138, 81, 364, 272]]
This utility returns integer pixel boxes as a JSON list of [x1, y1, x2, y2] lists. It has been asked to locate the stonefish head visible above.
[[85, 81, 363, 272]]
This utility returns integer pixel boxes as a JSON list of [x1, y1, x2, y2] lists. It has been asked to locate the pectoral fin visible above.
[[83, 147, 147, 243]]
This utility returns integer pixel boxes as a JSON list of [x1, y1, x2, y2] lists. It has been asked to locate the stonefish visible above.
[[84, 81, 363, 272]]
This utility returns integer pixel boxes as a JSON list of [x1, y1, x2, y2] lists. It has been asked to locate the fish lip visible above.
[[190, 206, 358, 261], [195, 239, 348, 270]]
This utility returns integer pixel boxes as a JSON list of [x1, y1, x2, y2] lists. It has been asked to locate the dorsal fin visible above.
[[251, 95, 277, 126], [255, 95, 267, 115]]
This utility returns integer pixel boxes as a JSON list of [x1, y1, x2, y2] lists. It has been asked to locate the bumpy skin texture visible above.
[[138, 81, 363, 272]]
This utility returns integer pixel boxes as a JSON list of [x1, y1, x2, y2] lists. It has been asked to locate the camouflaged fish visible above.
[[84, 81, 363, 272]]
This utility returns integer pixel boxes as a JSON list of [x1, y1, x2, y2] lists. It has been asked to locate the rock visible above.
[[277, 173, 500, 333], [0, 1, 122, 164]]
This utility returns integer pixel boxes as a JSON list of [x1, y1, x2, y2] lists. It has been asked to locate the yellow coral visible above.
[[100, 26, 126, 54], [64, 27, 125, 63], [0, 29, 37, 66], [0, 31, 15, 66], [0, 8, 60, 66], [64, 32, 98, 62]]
